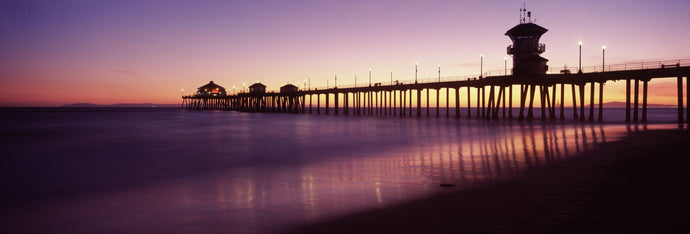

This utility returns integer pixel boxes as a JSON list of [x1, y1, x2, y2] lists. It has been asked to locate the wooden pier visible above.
[[182, 61, 690, 123], [182, 11, 690, 124]]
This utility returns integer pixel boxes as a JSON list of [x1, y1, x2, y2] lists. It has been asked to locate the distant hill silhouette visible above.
[[62, 103, 179, 108]]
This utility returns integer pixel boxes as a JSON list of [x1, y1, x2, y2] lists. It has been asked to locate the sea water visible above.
[[0, 107, 680, 233]]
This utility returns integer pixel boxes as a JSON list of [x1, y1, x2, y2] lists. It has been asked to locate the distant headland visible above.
[[61, 103, 179, 108]]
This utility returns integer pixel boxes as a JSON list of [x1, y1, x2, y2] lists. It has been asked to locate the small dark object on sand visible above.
[[440, 183, 456, 187]]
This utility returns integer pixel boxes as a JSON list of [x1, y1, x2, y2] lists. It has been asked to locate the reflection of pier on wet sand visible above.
[[293, 128, 690, 233]]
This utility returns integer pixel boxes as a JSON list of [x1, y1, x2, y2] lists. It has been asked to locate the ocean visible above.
[[0, 107, 681, 233]]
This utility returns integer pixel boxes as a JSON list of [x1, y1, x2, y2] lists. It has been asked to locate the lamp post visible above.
[[369, 68, 372, 87], [438, 65, 441, 82], [326, 78, 329, 89], [390, 72, 393, 85], [308, 77, 310, 90], [602, 46, 606, 71], [504, 57, 508, 75], [334, 74, 337, 88], [578, 41, 583, 73], [414, 63, 418, 84], [480, 54, 484, 78], [303, 79, 307, 90]]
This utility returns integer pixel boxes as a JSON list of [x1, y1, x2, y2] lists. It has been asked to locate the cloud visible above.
[[115, 70, 141, 79]]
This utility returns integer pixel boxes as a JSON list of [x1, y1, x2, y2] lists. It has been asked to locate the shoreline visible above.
[[291, 129, 690, 233]]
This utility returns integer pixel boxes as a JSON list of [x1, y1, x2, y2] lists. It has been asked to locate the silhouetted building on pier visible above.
[[280, 84, 299, 93], [249, 83, 266, 94], [506, 9, 548, 76], [196, 81, 227, 97]]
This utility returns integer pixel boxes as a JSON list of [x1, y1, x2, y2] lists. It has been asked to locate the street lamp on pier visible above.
[[578, 41, 583, 73], [414, 63, 418, 84], [504, 57, 508, 75], [438, 65, 441, 82], [602, 45, 606, 71], [480, 54, 484, 78]]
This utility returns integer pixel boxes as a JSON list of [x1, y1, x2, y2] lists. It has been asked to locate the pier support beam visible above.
[[501, 86, 506, 118], [634, 79, 639, 122], [417, 89, 422, 117], [540, 86, 546, 120], [548, 86, 555, 119], [446, 88, 450, 117], [426, 89, 430, 117], [642, 80, 648, 122], [579, 84, 586, 121], [518, 85, 526, 120], [409, 89, 413, 117], [436, 89, 440, 117], [554, 83, 565, 120], [527, 85, 536, 121], [678, 76, 684, 123], [598, 82, 604, 121], [455, 88, 460, 118], [487, 86, 495, 119], [481, 87, 486, 118], [467, 87, 471, 118], [571, 84, 578, 120], [335, 93, 339, 115], [589, 82, 595, 121], [625, 79, 631, 122], [325, 93, 329, 115], [509, 84, 513, 119], [476, 87, 481, 118]]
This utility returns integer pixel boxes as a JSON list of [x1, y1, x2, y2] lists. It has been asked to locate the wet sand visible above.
[[293, 129, 690, 233]]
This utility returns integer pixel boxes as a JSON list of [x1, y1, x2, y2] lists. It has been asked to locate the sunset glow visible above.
[[1, 0, 689, 106]]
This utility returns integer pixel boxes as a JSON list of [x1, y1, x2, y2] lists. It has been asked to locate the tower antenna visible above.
[[519, 4, 524, 23]]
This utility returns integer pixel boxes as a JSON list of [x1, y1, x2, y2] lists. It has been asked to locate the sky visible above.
[[1, 0, 689, 106]]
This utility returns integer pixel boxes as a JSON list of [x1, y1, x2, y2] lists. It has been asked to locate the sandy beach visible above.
[[292, 128, 690, 233]]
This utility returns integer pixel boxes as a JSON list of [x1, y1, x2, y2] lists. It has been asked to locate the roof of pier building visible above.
[[505, 23, 548, 40], [249, 83, 266, 94], [196, 81, 226, 96], [280, 84, 299, 93]]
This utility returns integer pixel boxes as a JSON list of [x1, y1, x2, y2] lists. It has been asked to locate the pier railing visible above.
[[547, 59, 690, 74], [298, 58, 690, 91]]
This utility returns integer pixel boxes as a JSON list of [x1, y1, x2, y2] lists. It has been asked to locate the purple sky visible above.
[[1, 0, 689, 106]]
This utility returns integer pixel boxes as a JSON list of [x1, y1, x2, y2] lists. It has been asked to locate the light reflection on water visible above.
[[0, 108, 676, 233]]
